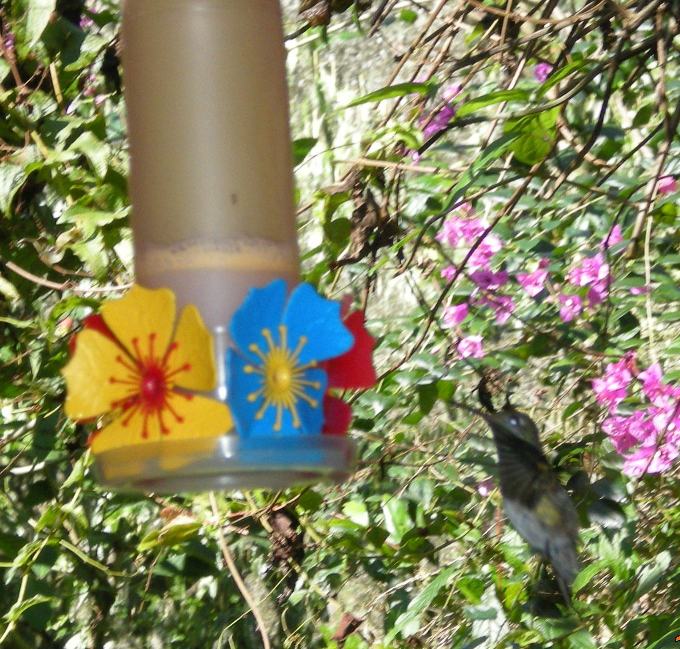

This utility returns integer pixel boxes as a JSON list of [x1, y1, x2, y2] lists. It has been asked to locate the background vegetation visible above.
[[1, 0, 679, 647]]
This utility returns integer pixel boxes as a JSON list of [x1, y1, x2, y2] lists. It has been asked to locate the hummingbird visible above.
[[477, 382, 580, 604]]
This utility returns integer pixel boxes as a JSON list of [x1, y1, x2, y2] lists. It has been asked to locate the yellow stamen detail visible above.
[[278, 325, 287, 355], [261, 328, 276, 352], [274, 403, 283, 431], [296, 379, 321, 389], [248, 344, 267, 363], [289, 335, 308, 364]]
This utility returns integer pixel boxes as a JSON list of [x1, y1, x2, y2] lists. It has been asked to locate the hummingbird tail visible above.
[[549, 536, 579, 606]]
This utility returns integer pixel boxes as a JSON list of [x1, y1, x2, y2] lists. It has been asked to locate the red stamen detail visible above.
[[109, 376, 139, 386], [131, 337, 143, 364], [166, 363, 191, 380], [140, 412, 150, 438], [110, 393, 139, 410], [121, 401, 141, 427], [115, 354, 139, 374], [147, 332, 157, 363], [163, 394, 185, 424], [157, 411, 170, 435], [162, 341, 179, 368]]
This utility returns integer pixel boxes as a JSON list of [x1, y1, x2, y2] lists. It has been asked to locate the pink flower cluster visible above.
[[438, 203, 514, 358], [658, 175, 677, 195], [420, 83, 463, 140], [517, 258, 550, 297], [596, 356, 680, 476], [558, 234, 620, 321], [437, 203, 504, 273], [533, 62, 553, 83]]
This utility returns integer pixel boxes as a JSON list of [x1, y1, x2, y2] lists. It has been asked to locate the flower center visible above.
[[265, 351, 293, 397], [140, 364, 167, 410], [245, 326, 321, 432]]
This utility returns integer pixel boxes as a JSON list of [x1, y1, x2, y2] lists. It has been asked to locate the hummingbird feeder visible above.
[[61, 0, 376, 493]]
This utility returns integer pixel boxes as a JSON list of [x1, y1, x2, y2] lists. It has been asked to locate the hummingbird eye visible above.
[[509, 415, 519, 426]]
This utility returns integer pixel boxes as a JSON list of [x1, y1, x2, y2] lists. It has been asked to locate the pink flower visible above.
[[457, 335, 484, 359], [517, 263, 549, 297], [587, 285, 607, 307], [422, 104, 456, 139], [477, 477, 495, 497], [638, 363, 680, 407], [443, 303, 469, 327], [568, 253, 610, 305], [602, 414, 644, 454], [623, 442, 679, 477], [639, 364, 665, 402], [568, 253, 609, 288], [630, 285, 651, 295], [80, 14, 95, 29], [441, 265, 456, 281], [470, 269, 508, 290], [442, 83, 463, 102], [601, 224, 623, 249], [468, 235, 503, 271], [491, 295, 515, 325], [558, 294, 582, 322], [658, 175, 677, 195], [592, 358, 633, 410], [437, 212, 488, 249], [534, 62, 553, 83]]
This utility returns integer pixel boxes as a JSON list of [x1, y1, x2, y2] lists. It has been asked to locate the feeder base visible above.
[[93, 435, 355, 493]]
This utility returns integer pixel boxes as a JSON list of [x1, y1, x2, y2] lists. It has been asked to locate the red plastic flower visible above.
[[321, 310, 377, 435]]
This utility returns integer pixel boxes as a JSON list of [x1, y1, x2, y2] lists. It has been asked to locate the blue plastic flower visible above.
[[227, 279, 354, 437]]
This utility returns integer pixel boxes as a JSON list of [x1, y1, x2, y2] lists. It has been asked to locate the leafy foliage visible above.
[[1, 0, 679, 647]]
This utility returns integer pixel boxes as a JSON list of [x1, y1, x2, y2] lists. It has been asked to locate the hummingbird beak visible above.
[[477, 378, 496, 413]]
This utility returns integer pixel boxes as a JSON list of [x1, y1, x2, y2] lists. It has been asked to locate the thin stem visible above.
[[208, 492, 271, 649]]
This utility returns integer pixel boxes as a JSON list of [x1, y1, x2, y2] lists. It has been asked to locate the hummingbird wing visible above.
[[486, 419, 580, 601]]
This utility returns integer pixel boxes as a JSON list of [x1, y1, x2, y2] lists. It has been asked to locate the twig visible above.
[[208, 492, 271, 649], [5, 261, 131, 294]]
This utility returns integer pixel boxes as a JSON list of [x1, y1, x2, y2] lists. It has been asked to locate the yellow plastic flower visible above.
[[62, 285, 232, 454]]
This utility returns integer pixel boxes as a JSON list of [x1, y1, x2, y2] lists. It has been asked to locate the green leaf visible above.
[[567, 629, 597, 649], [513, 129, 553, 164], [456, 89, 530, 118], [0, 57, 10, 82], [417, 382, 438, 415], [293, 137, 317, 166], [324, 217, 351, 246], [635, 551, 671, 599], [442, 133, 519, 211], [344, 82, 432, 108], [343, 501, 370, 527], [138, 519, 202, 552], [572, 561, 608, 594], [381, 498, 412, 543], [0, 164, 27, 215], [68, 131, 110, 178], [536, 60, 590, 98], [387, 566, 456, 640], [25, 0, 56, 47], [4, 595, 54, 624], [632, 103, 653, 128], [61, 205, 128, 237], [456, 575, 485, 604]]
